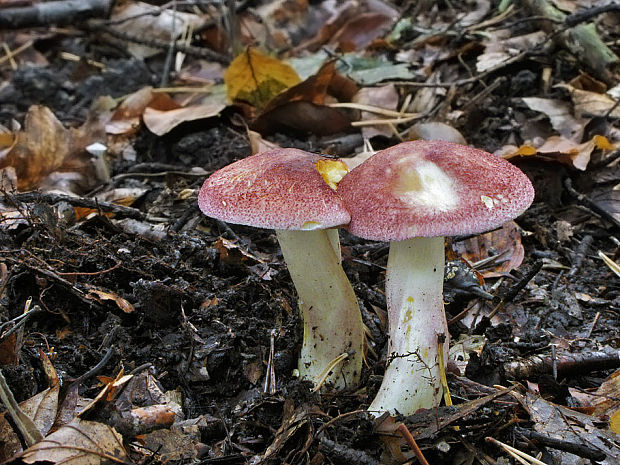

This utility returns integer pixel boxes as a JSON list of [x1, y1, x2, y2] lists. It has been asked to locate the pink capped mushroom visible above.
[[337, 140, 534, 415], [198, 148, 364, 390]]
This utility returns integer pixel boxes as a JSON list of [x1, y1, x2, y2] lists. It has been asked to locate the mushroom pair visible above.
[[198, 141, 534, 416]]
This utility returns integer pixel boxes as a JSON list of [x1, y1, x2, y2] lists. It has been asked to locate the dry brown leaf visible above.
[[143, 104, 226, 136], [247, 129, 281, 154], [353, 84, 399, 138], [84, 285, 134, 313], [329, 12, 394, 52], [0, 385, 60, 461], [498, 135, 615, 170], [0, 106, 70, 190], [20, 419, 129, 465], [557, 83, 620, 118], [110, 2, 203, 59], [522, 97, 586, 141], [591, 369, 620, 418], [452, 221, 525, 278], [225, 47, 301, 108], [252, 100, 351, 135]]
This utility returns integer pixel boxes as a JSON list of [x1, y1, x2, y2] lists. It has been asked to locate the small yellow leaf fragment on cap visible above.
[[481, 195, 494, 210], [315, 159, 349, 190], [301, 221, 323, 230]]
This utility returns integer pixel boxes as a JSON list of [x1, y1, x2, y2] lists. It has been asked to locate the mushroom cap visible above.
[[198, 148, 351, 230], [338, 140, 534, 241]]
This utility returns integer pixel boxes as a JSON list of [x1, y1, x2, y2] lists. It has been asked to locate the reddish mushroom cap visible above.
[[198, 148, 351, 230], [337, 140, 534, 241]]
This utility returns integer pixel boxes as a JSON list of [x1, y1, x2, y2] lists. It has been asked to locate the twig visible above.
[[73, 347, 115, 384], [4, 191, 147, 221], [504, 350, 620, 379], [87, 20, 228, 64], [515, 426, 607, 461], [318, 437, 381, 465], [564, 178, 620, 231], [568, 235, 593, 276], [586, 311, 601, 338], [396, 423, 430, 465], [485, 437, 547, 465]]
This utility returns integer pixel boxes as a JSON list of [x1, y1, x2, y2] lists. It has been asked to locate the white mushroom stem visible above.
[[276, 229, 364, 390], [368, 236, 449, 415]]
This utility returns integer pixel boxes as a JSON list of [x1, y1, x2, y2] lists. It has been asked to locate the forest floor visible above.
[[0, 1, 619, 464]]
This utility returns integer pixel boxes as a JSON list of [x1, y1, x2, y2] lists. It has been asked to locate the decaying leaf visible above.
[[557, 83, 620, 118], [225, 47, 301, 108], [0, 106, 70, 190], [498, 135, 615, 170], [84, 285, 134, 313], [110, 1, 204, 59], [20, 419, 129, 465], [521, 392, 619, 465], [522, 97, 586, 141], [0, 385, 60, 461], [452, 221, 525, 277], [143, 103, 226, 136]]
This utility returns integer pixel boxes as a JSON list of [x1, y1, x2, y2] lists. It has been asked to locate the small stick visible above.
[[311, 352, 349, 392], [515, 427, 607, 461], [586, 311, 601, 338], [551, 344, 557, 380], [437, 334, 453, 406], [263, 329, 277, 394], [397, 423, 430, 465], [486, 436, 546, 465], [568, 235, 593, 276]]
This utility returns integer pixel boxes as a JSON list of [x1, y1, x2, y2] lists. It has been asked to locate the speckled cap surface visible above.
[[198, 148, 350, 230], [338, 140, 534, 241]]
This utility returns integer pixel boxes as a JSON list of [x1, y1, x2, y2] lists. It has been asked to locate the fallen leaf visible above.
[[0, 385, 60, 461], [498, 135, 615, 170], [110, 2, 203, 59], [20, 419, 129, 465], [247, 129, 281, 154], [353, 84, 399, 138], [522, 97, 586, 141], [84, 285, 134, 313], [143, 103, 225, 136], [225, 47, 301, 108], [329, 12, 394, 52], [0, 106, 70, 190], [252, 100, 351, 135], [452, 221, 525, 277], [557, 83, 620, 118]]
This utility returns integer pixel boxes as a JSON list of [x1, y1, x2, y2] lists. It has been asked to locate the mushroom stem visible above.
[[368, 236, 449, 415], [276, 229, 364, 390]]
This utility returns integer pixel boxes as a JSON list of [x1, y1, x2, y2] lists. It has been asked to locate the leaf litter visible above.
[[0, 0, 618, 464]]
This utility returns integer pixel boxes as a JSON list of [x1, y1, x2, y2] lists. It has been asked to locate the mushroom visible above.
[[337, 140, 534, 415], [198, 148, 364, 390]]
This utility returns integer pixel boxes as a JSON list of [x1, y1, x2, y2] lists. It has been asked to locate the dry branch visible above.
[[0, 0, 112, 29]]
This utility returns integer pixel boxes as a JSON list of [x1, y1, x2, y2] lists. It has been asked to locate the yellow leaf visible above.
[[515, 145, 537, 156], [315, 159, 348, 190], [611, 408, 620, 434], [593, 134, 615, 151], [225, 47, 301, 108]]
